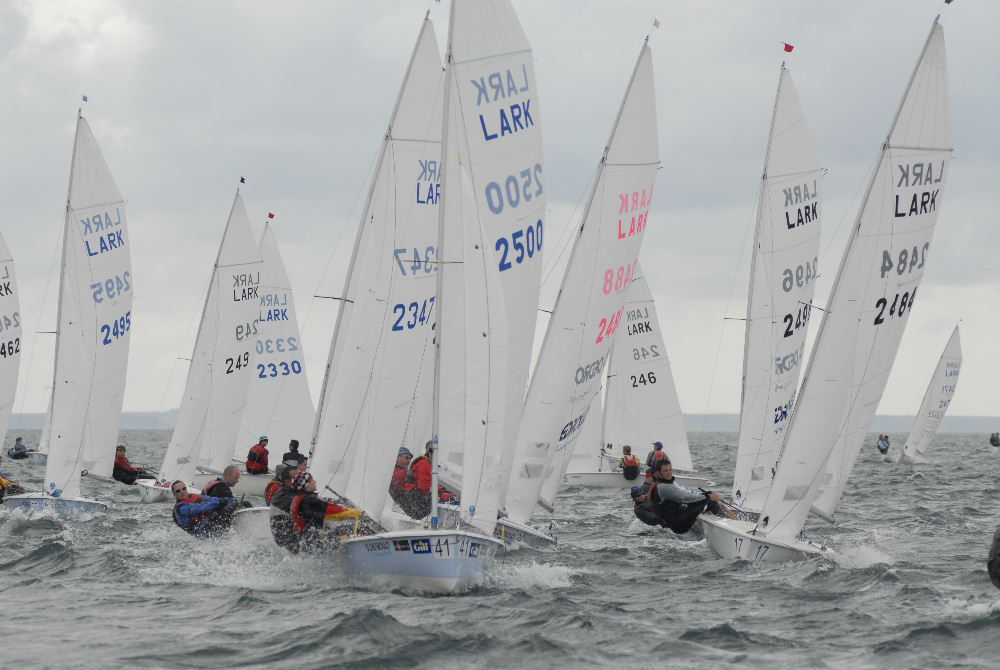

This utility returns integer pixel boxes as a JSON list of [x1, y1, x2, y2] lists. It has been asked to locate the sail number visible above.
[[100, 310, 132, 345], [781, 258, 817, 292], [485, 164, 543, 215], [257, 361, 303, 378], [394, 247, 437, 276], [392, 297, 435, 331], [631, 372, 656, 387], [225, 352, 249, 373], [91, 271, 132, 303], [880, 243, 928, 278], [874, 287, 917, 325], [632, 345, 661, 360], [559, 411, 588, 441], [256, 337, 299, 354], [596, 307, 624, 344], [602, 260, 637, 295], [0, 337, 19, 358], [497, 220, 543, 272], [0, 311, 20, 334], [782, 302, 812, 338]]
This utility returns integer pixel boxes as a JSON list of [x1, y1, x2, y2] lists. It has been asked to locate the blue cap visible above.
[[653, 441, 664, 448], [398, 447, 412, 456]]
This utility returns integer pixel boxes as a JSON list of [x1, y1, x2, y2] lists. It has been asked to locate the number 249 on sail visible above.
[[91, 271, 131, 303], [100, 311, 131, 345]]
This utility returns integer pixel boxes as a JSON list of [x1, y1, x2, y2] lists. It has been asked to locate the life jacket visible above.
[[264, 480, 281, 504], [172, 494, 210, 534], [202, 478, 225, 497], [633, 482, 664, 527], [290, 494, 310, 534], [246, 444, 268, 474], [406, 455, 431, 492], [621, 455, 640, 481]]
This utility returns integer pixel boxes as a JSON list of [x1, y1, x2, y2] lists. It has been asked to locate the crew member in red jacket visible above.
[[398, 442, 455, 519], [388, 447, 413, 506], [112, 445, 155, 485], [269, 471, 362, 553], [246, 436, 269, 475]]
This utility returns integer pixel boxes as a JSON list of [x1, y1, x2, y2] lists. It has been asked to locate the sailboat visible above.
[[898, 325, 961, 464], [193, 222, 315, 497], [704, 19, 953, 561], [562, 267, 712, 490], [6, 111, 133, 515], [0, 234, 22, 457], [503, 37, 660, 534], [701, 61, 825, 541], [137, 192, 262, 503]]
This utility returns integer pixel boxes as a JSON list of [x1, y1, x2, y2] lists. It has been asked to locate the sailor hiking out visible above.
[[171, 480, 238, 538], [269, 471, 363, 553], [632, 460, 725, 534]]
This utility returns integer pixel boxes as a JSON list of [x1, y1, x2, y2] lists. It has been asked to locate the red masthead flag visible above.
[[267, 212, 275, 219], [783, 43, 794, 53]]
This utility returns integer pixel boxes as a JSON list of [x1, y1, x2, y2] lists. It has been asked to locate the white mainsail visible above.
[[41, 114, 132, 498], [505, 41, 659, 524], [0, 233, 22, 447], [236, 225, 315, 460], [759, 20, 952, 540], [602, 267, 690, 469], [901, 325, 961, 461], [308, 17, 442, 520], [157, 192, 262, 484], [731, 66, 824, 513], [435, 0, 546, 534]]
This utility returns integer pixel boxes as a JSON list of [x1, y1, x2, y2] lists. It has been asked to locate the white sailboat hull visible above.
[[232, 506, 271, 538], [495, 517, 556, 549], [561, 470, 714, 490], [343, 529, 501, 593], [3, 492, 106, 516], [702, 516, 834, 562], [191, 472, 270, 497]]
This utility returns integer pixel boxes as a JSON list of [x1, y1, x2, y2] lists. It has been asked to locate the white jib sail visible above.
[[157, 192, 262, 484], [435, 0, 546, 534], [731, 66, 823, 512], [565, 394, 603, 474], [505, 42, 659, 524], [603, 267, 690, 469], [309, 17, 442, 520], [235, 225, 315, 461], [759, 21, 952, 540], [41, 115, 132, 499], [901, 324, 961, 460], [0, 233, 22, 448]]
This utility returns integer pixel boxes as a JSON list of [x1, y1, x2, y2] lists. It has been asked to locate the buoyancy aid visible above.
[[173, 494, 210, 533], [264, 479, 281, 504], [621, 454, 640, 481], [202, 478, 224, 496], [405, 455, 431, 493], [246, 444, 268, 474]]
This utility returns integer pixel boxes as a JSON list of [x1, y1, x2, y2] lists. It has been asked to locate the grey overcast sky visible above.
[[2, 0, 997, 420]]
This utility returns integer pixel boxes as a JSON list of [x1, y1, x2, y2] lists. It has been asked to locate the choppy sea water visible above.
[[2, 430, 998, 670]]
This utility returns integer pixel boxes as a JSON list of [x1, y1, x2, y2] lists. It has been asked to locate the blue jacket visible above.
[[172, 495, 234, 536]]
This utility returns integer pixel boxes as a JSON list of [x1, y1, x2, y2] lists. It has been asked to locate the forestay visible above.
[[309, 17, 442, 520], [0, 234, 21, 449], [158, 193, 261, 484], [758, 21, 952, 540], [603, 267, 690, 469], [901, 325, 961, 460], [435, 0, 545, 534], [41, 115, 132, 498], [732, 67, 823, 512], [505, 42, 659, 524], [236, 225, 315, 460]]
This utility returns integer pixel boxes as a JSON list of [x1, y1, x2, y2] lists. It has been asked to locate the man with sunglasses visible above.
[[171, 480, 238, 537]]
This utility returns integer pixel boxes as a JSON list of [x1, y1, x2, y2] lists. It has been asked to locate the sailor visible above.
[[112, 445, 155, 484], [990, 433, 1000, 448], [0, 455, 26, 501], [634, 461, 724, 534], [388, 447, 413, 506], [398, 442, 456, 519], [201, 464, 241, 500], [171, 480, 238, 538], [8, 437, 28, 460], [876, 435, 890, 455], [246, 436, 270, 475], [989, 526, 1000, 589], [281, 439, 308, 467], [264, 463, 293, 504], [618, 445, 640, 481], [269, 471, 362, 553], [645, 441, 667, 469]]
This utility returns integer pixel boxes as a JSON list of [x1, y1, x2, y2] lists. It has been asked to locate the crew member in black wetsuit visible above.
[[281, 439, 308, 468], [269, 471, 362, 553], [633, 461, 724, 534]]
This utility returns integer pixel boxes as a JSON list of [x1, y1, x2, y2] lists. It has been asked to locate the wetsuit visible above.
[[631, 481, 663, 527], [652, 480, 722, 534], [269, 487, 357, 553], [9, 443, 28, 460], [281, 450, 307, 466], [173, 494, 238, 537]]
